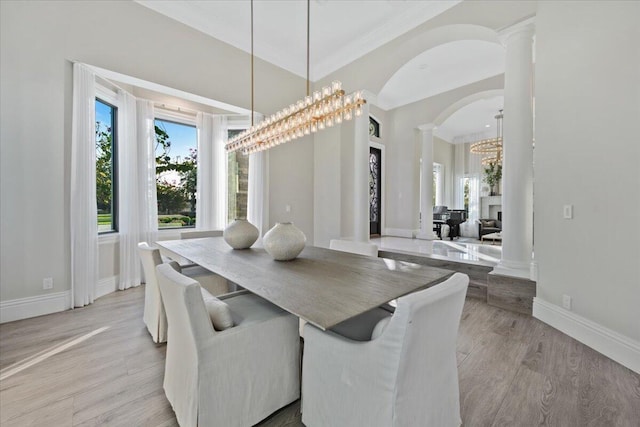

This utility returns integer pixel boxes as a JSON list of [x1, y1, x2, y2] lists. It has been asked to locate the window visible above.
[[96, 98, 117, 233], [369, 117, 380, 138], [227, 129, 249, 222], [433, 163, 443, 206], [154, 118, 198, 228]]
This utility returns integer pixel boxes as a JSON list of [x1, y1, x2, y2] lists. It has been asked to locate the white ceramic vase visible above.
[[223, 219, 259, 249], [263, 222, 306, 261]]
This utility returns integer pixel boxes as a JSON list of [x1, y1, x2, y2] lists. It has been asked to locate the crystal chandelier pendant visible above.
[[225, 0, 366, 154]]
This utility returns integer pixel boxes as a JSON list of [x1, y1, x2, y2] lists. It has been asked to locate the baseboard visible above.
[[0, 291, 72, 324], [96, 276, 119, 299], [533, 297, 640, 374], [382, 228, 415, 238]]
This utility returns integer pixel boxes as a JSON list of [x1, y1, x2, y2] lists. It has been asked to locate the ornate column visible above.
[[494, 22, 535, 279], [416, 124, 437, 240]]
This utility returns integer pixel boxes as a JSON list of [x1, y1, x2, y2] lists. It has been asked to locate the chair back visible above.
[[329, 239, 378, 257], [138, 242, 162, 286], [156, 263, 215, 349], [380, 272, 468, 426], [180, 230, 223, 239], [138, 242, 168, 343], [155, 263, 216, 427]]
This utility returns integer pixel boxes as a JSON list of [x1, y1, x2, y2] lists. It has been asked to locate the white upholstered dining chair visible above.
[[155, 263, 301, 427], [137, 242, 229, 343], [301, 272, 469, 427]]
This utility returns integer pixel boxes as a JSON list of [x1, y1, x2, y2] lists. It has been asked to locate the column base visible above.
[[487, 271, 536, 315], [415, 231, 438, 240], [492, 260, 532, 280]]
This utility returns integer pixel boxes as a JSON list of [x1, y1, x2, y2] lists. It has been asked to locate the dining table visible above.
[[155, 237, 455, 331]]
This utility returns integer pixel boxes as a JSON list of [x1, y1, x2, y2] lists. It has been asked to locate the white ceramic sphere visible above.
[[263, 222, 306, 261], [223, 219, 259, 249]]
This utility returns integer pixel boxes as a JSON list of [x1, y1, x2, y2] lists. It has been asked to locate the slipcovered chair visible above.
[[477, 218, 502, 237], [138, 242, 229, 343], [155, 263, 301, 427], [302, 272, 469, 427], [329, 239, 378, 257]]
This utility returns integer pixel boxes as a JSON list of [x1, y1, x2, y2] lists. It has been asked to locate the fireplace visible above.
[[481, 196, 502, 219]]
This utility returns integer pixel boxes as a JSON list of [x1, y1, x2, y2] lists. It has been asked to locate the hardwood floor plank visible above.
[[492, 365, 580, 427], [2, 396, 73, 427], [73, 388, 176, 427], [578, 346, 640, 427], [0, 356, 127, 423], [72, 363, 165, 426], [1, 285, 638, 427], [257, 400, 303, 427], [458, 331, 530, 427]]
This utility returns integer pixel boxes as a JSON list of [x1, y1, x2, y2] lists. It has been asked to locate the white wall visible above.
[[269, 137, 314, 242], [534, 1, 640, 343], [0, 1, 308, 303], [313, 126, 342, 248]]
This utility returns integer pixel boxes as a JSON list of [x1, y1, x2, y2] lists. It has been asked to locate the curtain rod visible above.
[[154, 102, 199, 116]]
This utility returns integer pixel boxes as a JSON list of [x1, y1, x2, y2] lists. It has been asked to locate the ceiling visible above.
[[136, 0, 462, 81], [436, 96, 504, 142], [136, 0, 509, 142]]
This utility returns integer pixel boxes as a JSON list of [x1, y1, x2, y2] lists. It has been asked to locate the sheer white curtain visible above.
[[467, 142, 483, 223], [136, 100, 158, 245], [247, 114, 269, 238], [70, 63, 98, 308], [117, 94, 159, 289], [453, 142, 466, 210], [196, 113, 227, 230], [117, 91, 142, 290], [454, 139, 484, 238], [248, 151, 269, 239]]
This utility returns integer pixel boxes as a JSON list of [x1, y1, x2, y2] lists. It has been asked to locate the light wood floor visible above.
[[1, 286, 638, 427]]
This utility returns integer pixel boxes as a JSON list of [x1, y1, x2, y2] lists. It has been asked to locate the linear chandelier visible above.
[[225, 0, 366, 155], [470, 110, 503, 166]]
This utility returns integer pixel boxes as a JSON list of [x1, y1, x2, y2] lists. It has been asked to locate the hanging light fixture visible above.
[[470, 110, 503, 166], [225, 0, 367, 155]]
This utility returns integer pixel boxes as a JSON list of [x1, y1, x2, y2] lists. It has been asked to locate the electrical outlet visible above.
[[562, 294, 572, 310], [43, 277, 53, 290]]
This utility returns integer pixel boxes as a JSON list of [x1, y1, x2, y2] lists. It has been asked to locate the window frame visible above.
[[154, 110, 198, 230], [95, 85, 119, 235]]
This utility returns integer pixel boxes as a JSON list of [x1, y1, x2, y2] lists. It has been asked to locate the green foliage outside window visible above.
[[154, 122, 198, 228]]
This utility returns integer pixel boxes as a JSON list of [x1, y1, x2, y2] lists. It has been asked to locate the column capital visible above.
[[417, 123, 436, 132], [499, 17, 535, 45]]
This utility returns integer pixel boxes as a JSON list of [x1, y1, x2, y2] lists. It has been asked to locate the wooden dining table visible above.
[[156, 237, 454, 331]]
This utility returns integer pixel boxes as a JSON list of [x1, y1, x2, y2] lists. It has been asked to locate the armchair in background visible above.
[[478, 218, 502, 237]]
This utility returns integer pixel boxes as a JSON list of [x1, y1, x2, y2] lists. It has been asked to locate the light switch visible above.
[[285, 204, 291, 213], [563, 204, 573, 219]]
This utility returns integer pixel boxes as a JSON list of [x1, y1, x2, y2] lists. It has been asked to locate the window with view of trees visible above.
[[227, 129, 249, 223], [154, 118, 198, 229], [96, 98, 117, 233]]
